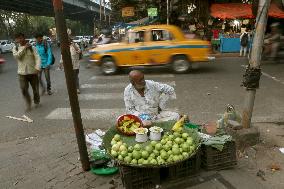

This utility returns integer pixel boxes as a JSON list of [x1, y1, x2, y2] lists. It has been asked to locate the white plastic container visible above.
[[134, 128, 148, 143], [149, 126, 163, 141]]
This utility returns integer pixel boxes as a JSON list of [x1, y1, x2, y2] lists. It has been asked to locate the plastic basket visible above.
[[160, 149, 201, 182], [201, 141, 237, 170], [119, 166, 160, 189]]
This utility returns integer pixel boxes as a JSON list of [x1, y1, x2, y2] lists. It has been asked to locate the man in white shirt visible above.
[[124, 70, 180, 123], [13, 33, 41, 111]]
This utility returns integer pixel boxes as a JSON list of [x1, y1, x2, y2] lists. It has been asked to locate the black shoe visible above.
[[34, 103, 41, 108], [47, 90, 52, 95]]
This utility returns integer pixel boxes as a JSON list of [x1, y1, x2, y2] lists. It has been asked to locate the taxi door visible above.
[[122, 30, 146, 66], [145, 29, 174, 65]]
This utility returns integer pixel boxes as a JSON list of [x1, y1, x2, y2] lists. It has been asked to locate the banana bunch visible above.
[[172, 115, 186, 132]]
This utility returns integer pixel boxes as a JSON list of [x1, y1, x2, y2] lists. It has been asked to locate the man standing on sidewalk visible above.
[[13, 33, 41, 111], [35, 33, 53, 95], [240, 29, 250, 57]]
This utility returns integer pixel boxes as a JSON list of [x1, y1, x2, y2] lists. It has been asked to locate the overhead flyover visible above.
[[0, 0, 110, 21]]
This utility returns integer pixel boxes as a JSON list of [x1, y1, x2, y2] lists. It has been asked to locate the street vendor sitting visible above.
[[124, 70, 180, 124]]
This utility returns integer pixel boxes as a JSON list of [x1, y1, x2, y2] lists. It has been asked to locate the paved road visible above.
[[1, 49, 284, 143], [0, 48, 283, 188]]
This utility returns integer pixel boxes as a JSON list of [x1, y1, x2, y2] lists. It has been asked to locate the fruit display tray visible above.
[[103, 120, 201, 168]]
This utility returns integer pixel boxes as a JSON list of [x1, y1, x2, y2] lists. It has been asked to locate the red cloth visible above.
[[210, 3, 284, 19], [269, 3, 284, 18], [212, 29, 220, 39], [210, 3, 254, 19]]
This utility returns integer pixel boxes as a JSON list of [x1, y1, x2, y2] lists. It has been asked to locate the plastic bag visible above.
[[91, 149, 110, 161]]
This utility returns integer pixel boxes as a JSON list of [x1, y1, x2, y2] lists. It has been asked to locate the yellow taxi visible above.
[[89, 25, 212, 75]]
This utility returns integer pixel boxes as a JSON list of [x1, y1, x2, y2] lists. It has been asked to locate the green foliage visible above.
[[66, 19, 93, 36], [0, 10, 93, 39], [0, 10, 55, 39]]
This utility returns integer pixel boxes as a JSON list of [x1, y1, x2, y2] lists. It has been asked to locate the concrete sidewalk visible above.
[[212, 52, 241, 58], [0, 122, 283, 189]]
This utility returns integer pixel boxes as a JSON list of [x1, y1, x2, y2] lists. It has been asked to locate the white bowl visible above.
[[149, 126, 163, 141], [134, 128, 148, 143]]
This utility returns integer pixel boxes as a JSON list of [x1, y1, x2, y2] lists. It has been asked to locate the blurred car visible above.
[[89, 25, 212, 75], [0, 55, 5, 72], [92, 34, 112, 47], [44, 36, 52, 44], [0, 40, 15, 53], [73, 36, 89, 48], [73, 36, 84, 44], [26, 38, 36, 46], [83, 36, 91, 43]]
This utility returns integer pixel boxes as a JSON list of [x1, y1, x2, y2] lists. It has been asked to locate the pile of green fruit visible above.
[[110, 131, 198, 165]]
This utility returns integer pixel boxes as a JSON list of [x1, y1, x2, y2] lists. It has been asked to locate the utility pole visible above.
[[100, 0, 102, 24], [52, 0, 90, 171], [109, 15, 111, 26], [242, 0, 271, 128], [103, 0, 106, 22], [167, 0, 169, 25]]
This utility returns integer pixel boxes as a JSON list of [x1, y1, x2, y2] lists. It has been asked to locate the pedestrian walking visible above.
[[263, 23, 281, 60], [12, 33, 41, 112], [35, 34, 53, 95], [240, 29, 250, 57], [60, 38, 81, 94]]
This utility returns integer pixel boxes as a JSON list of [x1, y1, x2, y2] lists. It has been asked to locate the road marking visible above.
[[261, 72, 282, 82], [241, 65, 284, 85], [78, 93, 123, 100], [46, 108, 125, 120], [46, 108, 179, 120], [252, 114, 284, 123], [90, 74, 175, 80], [81, 81, 176, 89]]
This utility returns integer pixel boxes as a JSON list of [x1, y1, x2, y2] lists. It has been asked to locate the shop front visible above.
[[210, 2, 284, 53]]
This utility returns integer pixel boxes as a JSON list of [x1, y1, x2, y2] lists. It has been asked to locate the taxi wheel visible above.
[[101, 57, 117, 75], [172, 55, 191, 74]]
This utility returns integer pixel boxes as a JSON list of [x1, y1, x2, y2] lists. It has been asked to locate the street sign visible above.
[[122, 7, 135, 17], [148, 8, 158, 17]]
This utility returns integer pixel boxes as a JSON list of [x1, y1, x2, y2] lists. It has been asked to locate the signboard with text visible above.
[[122, 7, 135, 17], [147, 8, 158, 17]]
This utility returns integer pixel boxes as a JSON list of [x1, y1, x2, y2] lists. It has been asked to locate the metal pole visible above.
[[167, 0, 169, 25], [52, 0, 90, 171], [109, 15, 111, 26], [242, 0, 271, 128], [100, 0, 102, 23], [103, 0, 106, 22]]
